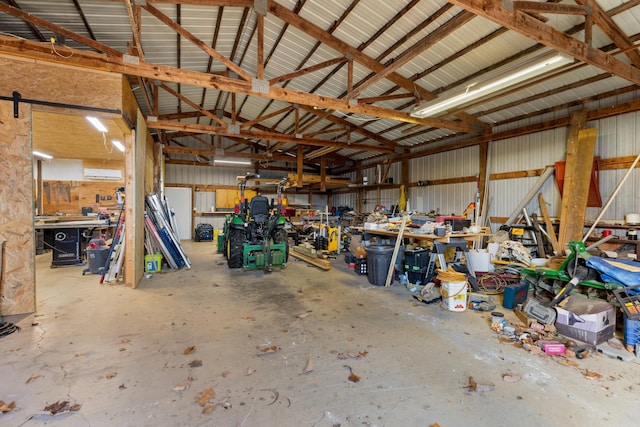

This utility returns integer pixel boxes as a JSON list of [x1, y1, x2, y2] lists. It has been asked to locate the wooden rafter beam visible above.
[[349, 11, 475, 98], [266, 1, 476, 116], [240, 105, 293, 129], [298, 105, 400, 149], [124, 0, 145, 59], [0, 3, 121, 56], [0, 37, 473, 133], [141, 2, 253, 81], [448, 0, 640, 86], [148, 0, 254, 5], [269, 57, 348, 85], [574, 0, 640, 67], [358, 92, 415, 104], [512, 1, 587, 15], [148, 119, 395, 153], [158, 83, 227, 126]]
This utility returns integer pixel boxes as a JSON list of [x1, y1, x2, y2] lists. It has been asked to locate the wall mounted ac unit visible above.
[[83, 168, 122, 180]]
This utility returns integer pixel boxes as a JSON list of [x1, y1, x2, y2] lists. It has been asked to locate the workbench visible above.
[[34, 217, 116, 267], [354, 226, 489, 288]]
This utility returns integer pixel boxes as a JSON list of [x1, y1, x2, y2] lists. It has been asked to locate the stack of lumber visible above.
[[290, 243, 331, 270]]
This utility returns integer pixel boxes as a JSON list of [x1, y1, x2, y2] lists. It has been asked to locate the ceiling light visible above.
[[86, 116, 108, 132], [111, 139, 125, 152], [33, 151, 53, 159], [411, 51, 573, 118], [214, 159, 251, 165]]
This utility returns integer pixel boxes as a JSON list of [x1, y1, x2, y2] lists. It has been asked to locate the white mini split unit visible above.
[[83, 168, 122, 180]]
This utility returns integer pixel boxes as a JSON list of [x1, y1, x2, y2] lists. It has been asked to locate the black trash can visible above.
[[366, 245, 395, 286]]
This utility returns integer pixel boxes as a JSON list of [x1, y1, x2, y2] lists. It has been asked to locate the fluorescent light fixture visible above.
[[33, 150, 53, 159], [111, 139, 125, 152], [412, 51, 573, 118], [86, 116, 108, 132], [214, 159, 251, 165]]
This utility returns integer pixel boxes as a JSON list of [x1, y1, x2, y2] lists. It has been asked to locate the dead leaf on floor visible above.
[[241, 314, 255, 321], [465, 376, 494, 392], [119, 384, 126, 389], [502, 374, 522, 383], [257, 346, 279, 356], [0, 400, 16, 413], [106, 372, 118, 379], [221, 370, 230, 378], [555, 357, 579, 368], [281, 329, 288, 333], [42, 401, 81, 415], [297, 312, 310, 319], [183, 346, 196, 355], [196, 388, 215, 407], [346, 337, 354, 341], [584, 370, 602, 380], [202, 405, 215, 414], [75, 352, 85, 357], [121, 338, 131, 344], [174, 380, 192, 391], [119, 348, 127, 352], [26, 375, 43, 383], [430, 424, 440, 427], [344, 365, 360, 383], [189, 359, 203, 368], [246, 368, 256, 376], [302, 358, 314, 374], [337, 351, 368, 360], [466, 376, 478, 391]]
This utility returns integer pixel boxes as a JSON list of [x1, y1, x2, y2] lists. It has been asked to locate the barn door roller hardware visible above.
[[0, 91, 121, 118]]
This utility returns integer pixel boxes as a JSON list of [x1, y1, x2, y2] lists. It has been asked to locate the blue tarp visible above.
[[586, 256, 640, 287]]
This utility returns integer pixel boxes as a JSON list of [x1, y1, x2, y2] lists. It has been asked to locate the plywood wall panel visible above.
[[40, 180, 124, 215], [0, 56, 121, 111], [0, 102, 36, 315]]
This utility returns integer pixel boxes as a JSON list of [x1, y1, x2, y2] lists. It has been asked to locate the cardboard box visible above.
[[555, 296, 615, 345]]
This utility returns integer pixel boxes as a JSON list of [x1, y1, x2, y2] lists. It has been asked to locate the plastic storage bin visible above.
[[366, 245, 394, 286]]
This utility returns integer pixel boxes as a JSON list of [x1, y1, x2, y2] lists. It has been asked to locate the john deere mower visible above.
[[224, 175, 289, 272]]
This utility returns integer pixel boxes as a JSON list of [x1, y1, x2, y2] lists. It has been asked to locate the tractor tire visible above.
[[227, 229, 245, 268], [273, 228, 289, 262]]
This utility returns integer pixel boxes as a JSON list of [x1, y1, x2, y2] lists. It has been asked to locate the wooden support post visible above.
[[320, 155, 327, 192], [297, 145, 304, 188], [256, 13, 264, 80]]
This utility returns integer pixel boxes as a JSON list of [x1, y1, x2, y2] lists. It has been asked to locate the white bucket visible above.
[[441, 280, 468, 312]]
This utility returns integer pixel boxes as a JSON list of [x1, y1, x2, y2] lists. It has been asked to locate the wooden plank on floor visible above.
[[290, 247, 332, 270]]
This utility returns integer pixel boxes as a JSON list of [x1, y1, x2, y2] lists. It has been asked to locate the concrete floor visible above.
[[1, 240, 639, 427]]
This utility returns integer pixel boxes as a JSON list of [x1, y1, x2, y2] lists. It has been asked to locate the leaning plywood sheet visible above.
[[558, 126, 598, 248], [0, 102, 35, 315]]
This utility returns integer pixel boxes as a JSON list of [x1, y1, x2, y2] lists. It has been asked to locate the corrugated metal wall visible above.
[[166, 106, 639, 233]]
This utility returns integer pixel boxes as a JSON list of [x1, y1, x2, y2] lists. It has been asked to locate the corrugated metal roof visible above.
[[1, 0, 639, 173]]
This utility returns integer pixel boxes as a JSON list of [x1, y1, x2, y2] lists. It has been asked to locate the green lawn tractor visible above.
[[225, 176, 289, 272]]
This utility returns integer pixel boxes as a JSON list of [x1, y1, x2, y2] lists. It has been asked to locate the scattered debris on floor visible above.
[[196, 388, 215, 413], [173, 380, 192, 391], [183, 345, 196, 355], [297, 311, 312, 319], [246, 368, 256, 376], [302, 358, 314, 374], [257, 345, 279, 356], [188, 359, 203, 368], [105, 372, 117, 379], [42, 400, 81, 415], [337, 350, 368, 360], [344, 365, 361, 383], [25, 375, 43, 383], [502, 373, 522, 383], [464, 376, 494, 392], [0, 400, 15, 413], [241, 314, 256, 321], [583, 369, 603, 380]]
